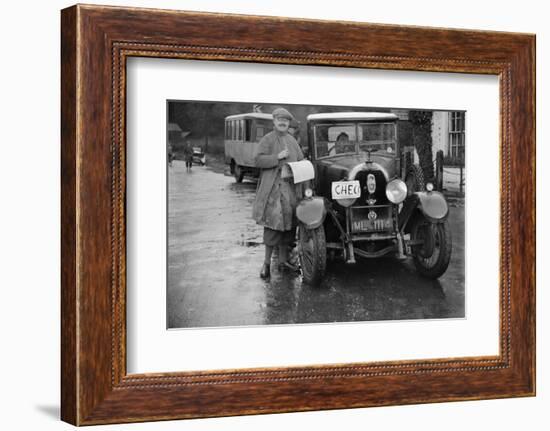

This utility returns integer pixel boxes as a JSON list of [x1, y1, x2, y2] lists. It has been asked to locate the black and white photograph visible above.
[[167, 101, 466, 329], [2, 0, 544, 429]]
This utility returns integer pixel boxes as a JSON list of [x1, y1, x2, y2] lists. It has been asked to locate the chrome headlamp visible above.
[[385, 178, 408, 204]]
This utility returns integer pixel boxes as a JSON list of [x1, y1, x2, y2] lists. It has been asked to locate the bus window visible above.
[[245, 120, 252, 142], [255, 120, 272, 141]]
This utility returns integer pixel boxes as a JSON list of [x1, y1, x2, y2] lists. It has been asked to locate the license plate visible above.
[[352, 218, 392, 232], [331, 180, 361, 200]]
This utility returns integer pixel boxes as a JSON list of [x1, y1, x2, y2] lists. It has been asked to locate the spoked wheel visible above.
[[233, 164, 244, 183], [298, 224, 326, 286], [410, 215, 452, 279], [405, 164, 425, 195]]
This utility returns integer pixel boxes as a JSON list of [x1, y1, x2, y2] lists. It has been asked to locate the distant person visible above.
[[167, 143, 174, 167], [288, 124, 301, 146], [252, 107, 304, 280], [183, 141, 193, 172]]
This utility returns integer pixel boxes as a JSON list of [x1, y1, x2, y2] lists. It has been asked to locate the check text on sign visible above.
[[331, 180, 361, 200]]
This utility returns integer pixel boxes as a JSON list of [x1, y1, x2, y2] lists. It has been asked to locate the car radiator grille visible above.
[[354, 170, 388, 205]]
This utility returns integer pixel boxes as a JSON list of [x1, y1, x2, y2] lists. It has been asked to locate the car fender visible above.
[[296, 197, 327, 229], [415, 191, 449, 222]]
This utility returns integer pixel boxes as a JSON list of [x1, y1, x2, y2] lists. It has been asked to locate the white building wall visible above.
[[431, 111, 449, 156]]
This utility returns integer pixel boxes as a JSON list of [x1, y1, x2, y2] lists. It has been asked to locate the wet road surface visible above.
[[167, 160, 465, 329]]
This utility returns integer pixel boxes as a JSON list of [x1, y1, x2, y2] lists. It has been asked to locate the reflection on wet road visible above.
[[167, 160, 465, 329]]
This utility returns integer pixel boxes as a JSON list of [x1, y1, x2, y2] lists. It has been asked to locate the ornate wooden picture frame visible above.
[[61, 4, 535, 425]]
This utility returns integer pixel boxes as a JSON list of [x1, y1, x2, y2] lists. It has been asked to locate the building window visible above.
[[449, 112, 465, 160]]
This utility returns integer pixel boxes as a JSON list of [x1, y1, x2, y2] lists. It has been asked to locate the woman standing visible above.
[[252, 108, 304, 279]]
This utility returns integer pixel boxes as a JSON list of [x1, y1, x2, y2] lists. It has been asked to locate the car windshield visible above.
[[314, 122, 396, 158], [358, 123, 396, 154], [314, 124, 357, 158]]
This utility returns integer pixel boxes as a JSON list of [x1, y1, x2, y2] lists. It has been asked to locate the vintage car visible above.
[[295, 112, 452, 285], [224, 112, 273, 182], [192, 146, 206, 166]]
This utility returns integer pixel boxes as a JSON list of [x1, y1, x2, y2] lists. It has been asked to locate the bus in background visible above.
[[224, 113, 273, 182]]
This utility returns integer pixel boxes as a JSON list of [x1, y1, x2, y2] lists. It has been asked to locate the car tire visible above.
[[234, 164, 244, 183], [405, 164, 425, 195], [298, 223, 326, 286], [410, 215, 452, 279]]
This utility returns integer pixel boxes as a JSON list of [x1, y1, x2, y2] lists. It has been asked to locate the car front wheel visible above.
[[298, 223, 326, 286], [410, 215, 452, 279]]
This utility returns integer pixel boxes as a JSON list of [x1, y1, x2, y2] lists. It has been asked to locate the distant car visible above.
[[296, 112, 452, 285], [192, 147, 206, 165]]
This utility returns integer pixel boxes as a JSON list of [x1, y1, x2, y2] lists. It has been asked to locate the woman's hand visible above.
[[277, 149, 289, 160]]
